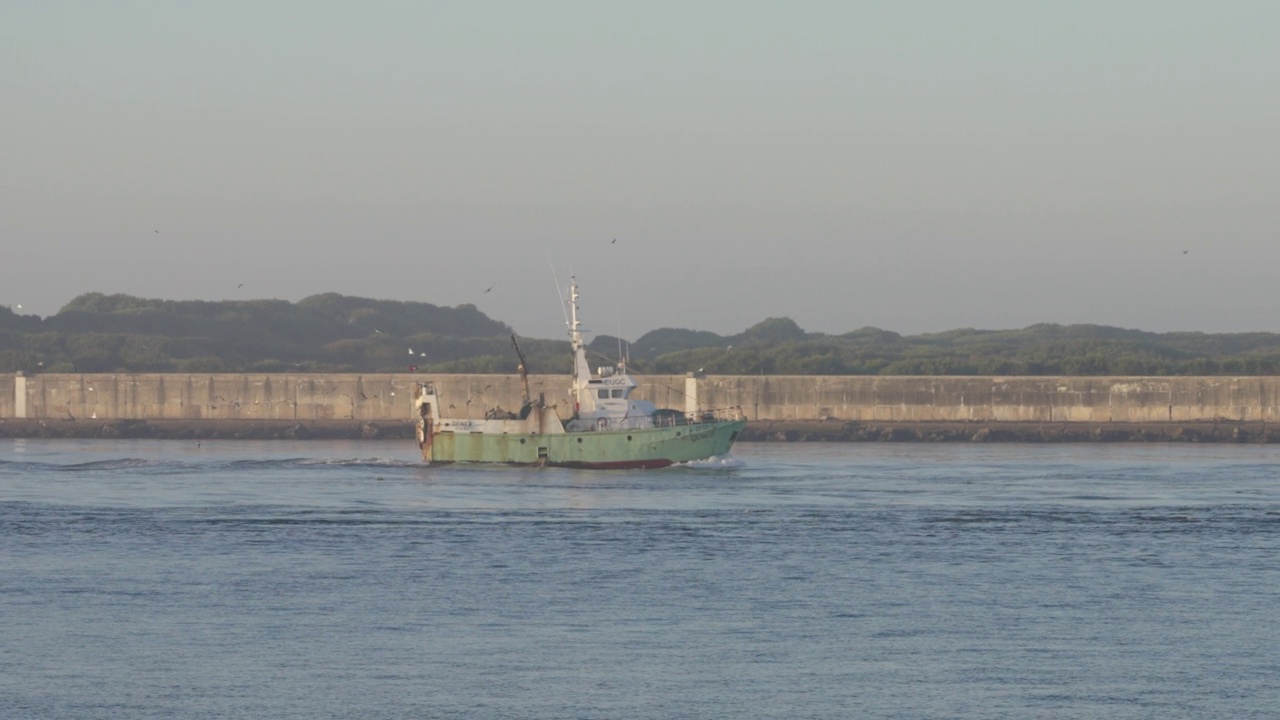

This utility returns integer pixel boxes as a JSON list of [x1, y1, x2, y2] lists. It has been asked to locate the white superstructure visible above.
[[564, 277, 659, 431]]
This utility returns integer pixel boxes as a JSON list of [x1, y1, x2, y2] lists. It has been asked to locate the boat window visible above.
[[597, 389, 609, 399], [611, 389, 624, 398]]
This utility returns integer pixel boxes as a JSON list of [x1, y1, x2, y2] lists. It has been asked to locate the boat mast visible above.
[[569, 277, 581, 347], [568, 277, 592, 411]]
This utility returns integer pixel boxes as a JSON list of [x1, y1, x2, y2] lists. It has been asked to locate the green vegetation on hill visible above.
[[600, 319, 1280, 376], [0, 293, 559, 374], [3, 295, 1280, 376]]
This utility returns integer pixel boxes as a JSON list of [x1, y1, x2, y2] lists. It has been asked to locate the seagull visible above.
[[373, 328, 383, 334], [1182, 250, 1189, 255], [15, 304, 21, 310], [484, 286, 493, 294], [237, 283, 244, 288], [611, 238, 616, 244], [408, 348, 415, 355]]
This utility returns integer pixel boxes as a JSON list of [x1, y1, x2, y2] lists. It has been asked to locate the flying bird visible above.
[[484, 286, 493, 294], [408, 348, 415, 355], [1182, 250, 1189, 255], [611, 238, 616, 244], [237, 283, 244, 288]]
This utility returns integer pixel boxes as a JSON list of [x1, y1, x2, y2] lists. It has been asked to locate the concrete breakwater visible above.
[[1, 418, 1275, 444], [4, 372, 1280, 441]]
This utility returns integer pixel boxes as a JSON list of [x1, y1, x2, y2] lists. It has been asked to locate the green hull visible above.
[[429, 419, 746, 468]]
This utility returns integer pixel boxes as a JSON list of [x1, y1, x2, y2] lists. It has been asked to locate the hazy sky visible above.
[[3, 1, 1277, 340]]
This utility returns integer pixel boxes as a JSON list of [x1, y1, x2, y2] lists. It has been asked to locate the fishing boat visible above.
[[412, 277, 745, 468]]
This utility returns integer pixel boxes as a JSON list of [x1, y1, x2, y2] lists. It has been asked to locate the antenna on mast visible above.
[[545, 248, 569, 332], [616, 312, 624, 370]]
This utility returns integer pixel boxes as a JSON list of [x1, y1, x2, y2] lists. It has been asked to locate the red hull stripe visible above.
[[553, 459, 675, 470]]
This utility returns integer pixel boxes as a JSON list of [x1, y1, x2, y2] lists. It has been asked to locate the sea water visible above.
[[2, 440, 1278, 719]]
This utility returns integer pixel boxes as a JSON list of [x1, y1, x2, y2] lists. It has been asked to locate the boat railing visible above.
[[650, 407, 744, 428], [689, 406, 745, 424], [573, 407, 745, 432]]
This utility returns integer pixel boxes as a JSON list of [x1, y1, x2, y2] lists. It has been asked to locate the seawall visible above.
[[2, 418, 1274, 444], [3, 373, 1279, 441]]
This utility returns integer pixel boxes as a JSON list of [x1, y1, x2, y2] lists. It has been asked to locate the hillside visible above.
[[4, 295, 1280, 376]]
